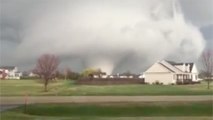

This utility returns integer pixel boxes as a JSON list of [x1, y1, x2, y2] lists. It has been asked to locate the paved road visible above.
[[1, 96, 212, 105]]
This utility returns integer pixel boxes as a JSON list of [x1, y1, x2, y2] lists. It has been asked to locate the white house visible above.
[[139, 74, 145, 79], [144, 60, 199, 85], [29, 72, 38, 77], [0, 66, 22, 79]]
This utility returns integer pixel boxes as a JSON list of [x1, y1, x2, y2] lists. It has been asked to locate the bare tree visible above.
[[0, 70, 7, 80], [200, 50, 213, 89], [34, 54, 59, 91]]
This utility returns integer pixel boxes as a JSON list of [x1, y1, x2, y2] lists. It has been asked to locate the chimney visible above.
[[186, 64, 190, 72], [182, 63, 186, 72]]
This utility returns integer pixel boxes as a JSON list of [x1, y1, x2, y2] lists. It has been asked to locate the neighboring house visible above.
[[92, 72, 107, 78], [138, 74, 145, 79], [144, 60, 199, 85], [93, 72, 141, 79], [108, 73, 121, 78], [22, 71, 39, 78], [109, 75, 117, 78], [118, 73, 140, 78], [29, 72, 39, 77], [0, 66, 22, 79]]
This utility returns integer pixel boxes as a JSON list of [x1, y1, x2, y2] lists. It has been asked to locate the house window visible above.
[[183, 75, 188, 80], [178, 75, 182, 80]]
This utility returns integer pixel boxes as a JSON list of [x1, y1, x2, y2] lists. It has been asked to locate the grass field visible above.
[[1, 102, 212, 120], [0, 80, 212, 96]]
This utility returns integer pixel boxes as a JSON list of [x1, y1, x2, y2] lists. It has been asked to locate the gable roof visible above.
[[145, 61, 176, 73]]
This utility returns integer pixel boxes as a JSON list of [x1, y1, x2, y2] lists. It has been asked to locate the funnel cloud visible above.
[[1, 0, 210, 74]]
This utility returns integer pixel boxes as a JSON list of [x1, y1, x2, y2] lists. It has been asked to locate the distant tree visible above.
[[93, 68, 106, 78], [22, 71, 29, 77], [198, 71, 210, 79], [34, 54, 59, 92], [67, 69, 80, 80], [81, 68, 103, 79], [200, 50, 213, 89], [55, 70, 64, 79], [121, 70, 132, 76]]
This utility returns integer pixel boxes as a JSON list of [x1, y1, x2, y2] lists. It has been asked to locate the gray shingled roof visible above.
[[166, 61, 194, 72]]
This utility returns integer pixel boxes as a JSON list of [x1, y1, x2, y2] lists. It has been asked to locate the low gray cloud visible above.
[[200, 24, 213, 50], [180, 0, 213, 27], [0, 0, 210, 73]]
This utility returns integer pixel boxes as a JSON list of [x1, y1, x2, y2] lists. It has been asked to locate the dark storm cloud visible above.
[[200, 25, 213, 40], [0, 0, 210, 73], [200, 24, 213, 50], [179, 0, 213, 27]]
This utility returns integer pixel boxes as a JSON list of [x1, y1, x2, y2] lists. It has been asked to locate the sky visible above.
[[0, 0, 212, 74]]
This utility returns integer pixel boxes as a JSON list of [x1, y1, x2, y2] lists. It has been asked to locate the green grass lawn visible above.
[[1, 102, 212, 120], [0, 80, 212, 96]]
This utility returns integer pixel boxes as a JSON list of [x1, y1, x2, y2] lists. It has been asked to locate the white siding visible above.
[[191, 64, 198, 73], [145, 73, 174, 85], [144, 62, 174, 85], [191, 64, 199, 82]]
